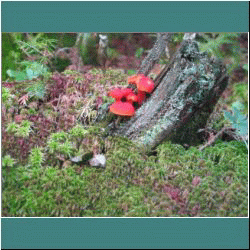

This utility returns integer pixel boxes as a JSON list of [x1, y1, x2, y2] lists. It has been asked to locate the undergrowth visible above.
[[1, 65, 248, 217]]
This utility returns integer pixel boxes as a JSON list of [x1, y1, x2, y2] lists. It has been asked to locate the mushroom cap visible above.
[[109, 101, 135, 116], [121, 88, 133, 97], [109, 88, 133, 101], [108, 89, 124, 101], [137, 77, 154, 93], [126, 93, 138, 103], [128, 74, 145, 85]]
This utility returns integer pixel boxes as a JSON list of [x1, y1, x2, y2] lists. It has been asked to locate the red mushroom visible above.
[[121, 88, 133, 99], [136, 76, 154, 104], [128, 74, 154, 104], [128, 74, 144, 85], [108, 89, 124, 101], [126, 93, 138, 104], [109, 88, 133, 102], [109, 101, 135, 116]]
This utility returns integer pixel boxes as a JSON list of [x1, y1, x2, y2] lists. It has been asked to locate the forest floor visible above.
[[1, 34, 248, 217]]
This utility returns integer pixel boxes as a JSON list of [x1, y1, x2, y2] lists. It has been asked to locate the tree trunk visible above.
[[113, 36, 229, 152]]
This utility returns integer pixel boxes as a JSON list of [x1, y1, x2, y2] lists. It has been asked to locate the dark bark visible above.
[[114, 38, 229, 152], [137, 33, 172, 76]]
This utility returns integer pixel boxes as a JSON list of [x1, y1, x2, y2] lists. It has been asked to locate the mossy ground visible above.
[[1, 68, 248, 217]]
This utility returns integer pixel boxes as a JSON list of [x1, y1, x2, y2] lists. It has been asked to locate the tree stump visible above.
[[113, 35, 229, 152]]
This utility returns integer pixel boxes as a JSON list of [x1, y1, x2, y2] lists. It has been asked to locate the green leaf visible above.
[[224, 101, 248, 137], [7, 69, 27, 81], [24, 61, 49, 80], [135, 48, 144, 58]]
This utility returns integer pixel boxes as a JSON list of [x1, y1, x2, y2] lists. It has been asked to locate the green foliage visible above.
[[47, 131, 71, 155], [7, 61, 50, 82], [231, 83, 248, 114], [69, 124, 89, 138], [29, 147, 45, 168], [242, 64, 248, 72], [6, 122, 18, 134], [224, 101, 248, 149], [156, 140, 248, 216], [127, 69, 137, 75], [171, 33, 184, 45], [2, 87, 14, 109], [23, 61, 50, 79], [2, 134, 248, 217], [46, 125, 102, 161], [16, 33, 57, 65], [2, 155, 16, 168], [135, 47, 144, 58], [4, 33, 55, 81], [25, 81, 47, 100], [224, 101, 248, 137], [106, 48, 120, 60], [27, 108, 38, 115], [6, 69, 27, 82], [15, 120, 33, 138], [2, 165, 90, 216], [1, 33, 23, 81], [198, 33, 241, 74], [6, 120, 32, 138]]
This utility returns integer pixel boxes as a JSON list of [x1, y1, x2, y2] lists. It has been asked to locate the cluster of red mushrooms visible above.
[[108, 74, 154, 117]]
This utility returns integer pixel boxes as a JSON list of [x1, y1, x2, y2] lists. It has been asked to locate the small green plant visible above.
[[1, 33, 23, 81], [2, 155, 16, 168], [5, 33, 56, 81], [25, 81, 47, 100], [16, 120, 33, 138], [16, 126, 31, 138], [2, 87, 11, 103], [198, 33, 241, 74], [27, 108, 38, 115], [69, 124, 89, 138], [231, 83, 248, 114], [2, 87, 14, 109], [6, 120, 32, 138], [6, 122, 18, 134], [135, 47, 144, 59], [29, 147, 45, 167], [171, 33, 184, 45], [16, 33, 57, 65], [224, 101, 248, 149], [47, 131, 74, 157], [107, 48, 120, 60], [7, 61, 50, 82]]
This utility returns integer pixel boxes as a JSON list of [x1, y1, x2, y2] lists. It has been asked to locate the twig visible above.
[[199, 126, 234, 151]]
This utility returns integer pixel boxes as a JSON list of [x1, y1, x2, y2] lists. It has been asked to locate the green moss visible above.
[[28, 147, 45, 168], [2, 134, 248, 217], [2, 66, 248, 217]]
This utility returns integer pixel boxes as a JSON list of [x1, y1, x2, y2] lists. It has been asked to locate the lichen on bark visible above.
[[114, 39, 229, 152]]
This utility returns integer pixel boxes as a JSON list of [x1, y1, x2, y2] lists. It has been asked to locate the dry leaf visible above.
[[18, 95, 29, 105]]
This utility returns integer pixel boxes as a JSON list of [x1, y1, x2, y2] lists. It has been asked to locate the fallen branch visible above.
[[199, 126, 235, 151]]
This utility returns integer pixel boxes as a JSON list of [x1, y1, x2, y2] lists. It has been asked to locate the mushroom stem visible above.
[[115, 116, 122, 128]]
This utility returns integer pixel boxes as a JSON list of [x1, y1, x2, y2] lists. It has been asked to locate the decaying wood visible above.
[[137, 33, 172, 76], [114, 37, 229, 152]]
